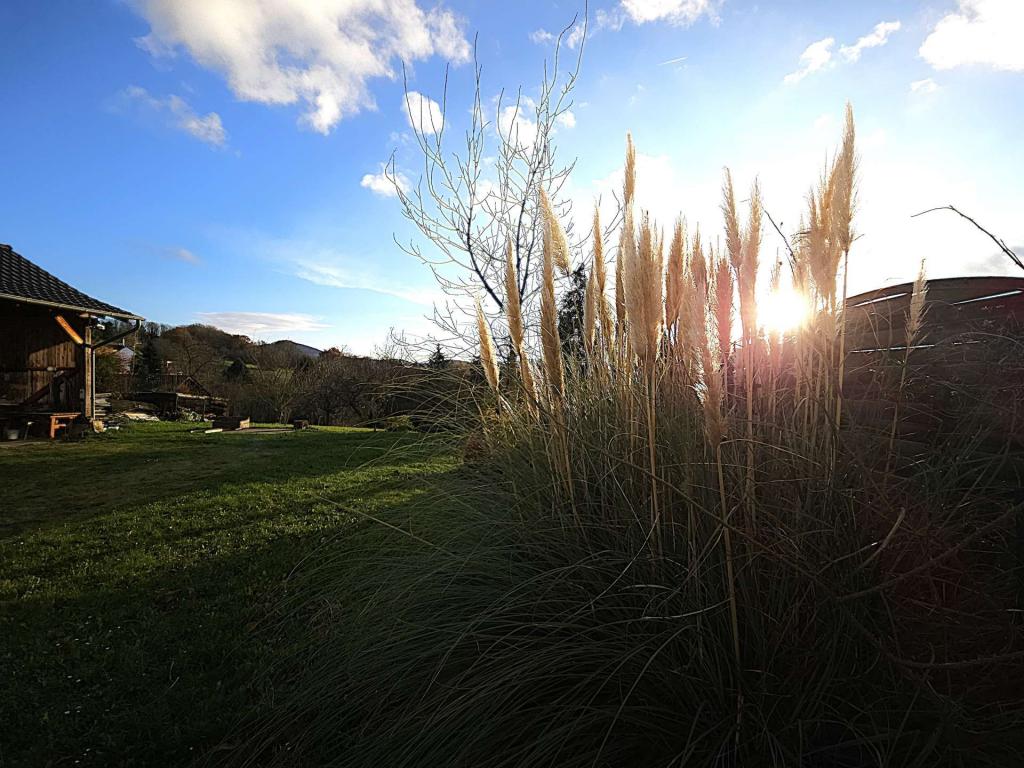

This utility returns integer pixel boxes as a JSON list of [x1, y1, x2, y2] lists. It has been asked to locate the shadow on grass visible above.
[[0, 425, 453, 538], [0, 424, 465, 768]]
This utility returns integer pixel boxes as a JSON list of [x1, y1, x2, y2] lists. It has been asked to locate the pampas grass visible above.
[[540, 187, 571, 275], [238, 105, 1024, 768], [886, 259, 928, 473], [504, 240, 537, 410], [665, 218, 685, 334], [583, 267, 598, 357], [540, 211, 565, 401], [623, 212, 664, 368], [590, 207, 615, 360], [475, 297, 500, 395], [713, 249, 733, 388]]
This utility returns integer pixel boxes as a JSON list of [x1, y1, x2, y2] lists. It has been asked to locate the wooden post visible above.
[[83, 322, 94, 420]]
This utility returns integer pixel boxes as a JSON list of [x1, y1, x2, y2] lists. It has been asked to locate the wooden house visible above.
[[0, 243, 142, 437]]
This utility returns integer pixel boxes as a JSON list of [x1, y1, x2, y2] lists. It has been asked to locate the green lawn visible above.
[[0, 422, 460, 767]]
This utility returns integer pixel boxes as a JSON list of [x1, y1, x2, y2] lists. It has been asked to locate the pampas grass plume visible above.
[[475, 297, 500, 394]]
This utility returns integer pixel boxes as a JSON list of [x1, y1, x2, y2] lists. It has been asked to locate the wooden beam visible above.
[[0, 367, 77, 373], [83, 323, 94, 420], [18, 370, 70, 407], [55, 314, 84, 345]]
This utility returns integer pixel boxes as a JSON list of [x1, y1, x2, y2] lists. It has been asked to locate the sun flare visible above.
[[759, 286, 811, 334]]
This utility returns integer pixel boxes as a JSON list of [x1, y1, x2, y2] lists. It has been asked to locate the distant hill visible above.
[[267, 339, 322, 359]]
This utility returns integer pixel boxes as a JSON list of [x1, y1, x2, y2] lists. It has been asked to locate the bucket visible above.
[[5, 428, 20, 441]]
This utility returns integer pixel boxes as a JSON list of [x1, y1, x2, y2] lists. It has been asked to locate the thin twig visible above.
[[762, 205, 796, 265], [912, 205, 1024, 272]]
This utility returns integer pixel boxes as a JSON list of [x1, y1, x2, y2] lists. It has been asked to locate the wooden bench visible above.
[[46, 412, 79, 439]]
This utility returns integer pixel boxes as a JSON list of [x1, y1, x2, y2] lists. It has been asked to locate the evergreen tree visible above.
[[223, 358, 247, 382], [136, 337, 164, 390], [557, 264, 588, 361], [427, 344, 450, 370]]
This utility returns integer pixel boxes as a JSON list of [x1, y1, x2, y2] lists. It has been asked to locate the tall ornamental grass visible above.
[[227, 105, 1024, 768]]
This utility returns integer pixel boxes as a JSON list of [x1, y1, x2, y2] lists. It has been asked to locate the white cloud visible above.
[[530, 28, 555, 44], [617, 0, 721, 26], [919, 0, 1024, 72], [566, 23, 586, 49], [360, 165, 409, 197], [529, 22, 584, 48], [498, 98, 539, 149], [360, 172, 395, 197], [404, 90, 444, 135], [556, 110, 577, 129], [197, 312, 328, 336], [910, 77, 940, 94], [783, 37, 835, 84], [785, 20, 902, 85], [294, 260, 439, 305], [839, 20, 901, 62], [177, 110, 225, 146], [119, 86, 226, 146], [594, 8, 627, 31], [132, 0, 471, 134]]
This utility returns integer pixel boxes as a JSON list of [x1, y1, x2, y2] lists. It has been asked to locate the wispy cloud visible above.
[[784, 38, 835, 84], [196, 312, 328, 336], [659, 55, 688, 66], [132, 0, 471, 134], [224, 232, 437, 308], [920, 0, 1024, 72], [529, 22, 585, 48], [294, 260, 438, 305], [117, 86, 227, 146], [839, 20, 901, 62], [167, 247, 201, 265], [910, 78, 940, 94]]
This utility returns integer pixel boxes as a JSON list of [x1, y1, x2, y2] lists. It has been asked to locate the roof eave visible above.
[[0, 292, 144, 321]]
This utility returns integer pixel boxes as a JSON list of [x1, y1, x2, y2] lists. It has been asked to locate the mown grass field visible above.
[[0, 422, 460, 767]]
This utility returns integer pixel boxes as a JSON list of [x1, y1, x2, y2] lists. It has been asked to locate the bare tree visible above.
[[156, 327, 219, 384], [386, 11, 590, 350], [303, 350, 393, 425], [245, 345, 312, 423]]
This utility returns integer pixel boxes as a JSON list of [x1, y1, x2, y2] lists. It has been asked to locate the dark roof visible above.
[[0, 243, 141, 319]]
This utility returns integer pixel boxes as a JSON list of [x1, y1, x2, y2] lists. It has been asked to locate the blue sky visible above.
[[1, 0, 1021, 353]]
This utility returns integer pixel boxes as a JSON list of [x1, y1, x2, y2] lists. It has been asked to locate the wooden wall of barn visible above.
[[0, 300, 85, 411]]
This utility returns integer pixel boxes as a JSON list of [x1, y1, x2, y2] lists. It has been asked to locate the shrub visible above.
[[383, 414, 415, 432]]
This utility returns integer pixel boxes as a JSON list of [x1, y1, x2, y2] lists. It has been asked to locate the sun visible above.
[[759, 285, 811, 334]]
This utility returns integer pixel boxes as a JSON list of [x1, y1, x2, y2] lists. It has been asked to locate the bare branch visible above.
[[384, 7, 590, 347], [911, 204, 1024, 272]]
